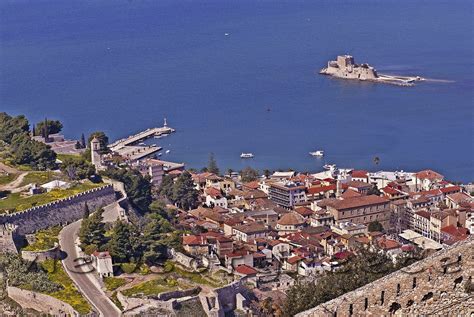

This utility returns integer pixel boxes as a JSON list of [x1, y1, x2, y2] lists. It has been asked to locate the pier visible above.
[[109, 119, 175, 152], [108, 119, 175, 161]]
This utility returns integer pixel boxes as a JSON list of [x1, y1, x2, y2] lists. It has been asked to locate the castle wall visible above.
[[7, 286, 82, 316], [0, 185, 116, 235], [296, 237, 474, 317], [21, 244, 61, 262]]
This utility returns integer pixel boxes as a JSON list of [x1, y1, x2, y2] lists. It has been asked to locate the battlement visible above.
[[0, 184, 116, 235], [296, 236, 474, 316]]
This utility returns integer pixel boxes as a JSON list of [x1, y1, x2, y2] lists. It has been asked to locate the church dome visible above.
[[277, 212, 305, 226]]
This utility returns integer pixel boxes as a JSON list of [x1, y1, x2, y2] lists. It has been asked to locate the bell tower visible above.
[[90, 137, 102, 170]]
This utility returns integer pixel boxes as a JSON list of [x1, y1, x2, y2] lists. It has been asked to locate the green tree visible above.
[[373, 156, 380, 165], [88, 131, 109, 154], [368, 220, 384, 232], [107, 221, 139, 263], [207, 153, 219, 175], [10, 133, 57, 170], [141, 214, 168, 264], [0, 112, 29, 144], [102, 168, 152, 212], [80, 133, 86, 148], [35, 119, 63, 136], [79, 209, 107, 249], [240, 166, 259, 182], [60, 156, 95, 180], [172, 171, 199, 210], [83, 202, 90, 219], [158, 175, 174, 201], [263, 169, 272, 178]]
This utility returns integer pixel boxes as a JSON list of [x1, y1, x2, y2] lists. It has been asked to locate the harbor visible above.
[[108, 119, 175, 161]]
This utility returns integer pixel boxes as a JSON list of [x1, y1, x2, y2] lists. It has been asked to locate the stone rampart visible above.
[[0, 185, 116, 235], [154, 286, 201, 301], [296, 236, 474, 317], [7, 286, 80, 316], [21, 244, 61, 262]]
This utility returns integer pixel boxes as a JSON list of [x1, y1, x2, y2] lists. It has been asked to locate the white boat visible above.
[[323, 164, 336, 170], [225, 33, 230, 36], [165, 150, 170, 154], [158, 153, 162, 157], [240, 153, 254, 159], [309, 150, 324, 157]]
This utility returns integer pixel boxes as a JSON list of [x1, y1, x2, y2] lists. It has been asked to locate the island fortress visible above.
[[320, 55, 424, 86]]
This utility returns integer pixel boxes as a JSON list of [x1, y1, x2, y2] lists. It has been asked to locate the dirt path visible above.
[[0, 162, 28, 191]]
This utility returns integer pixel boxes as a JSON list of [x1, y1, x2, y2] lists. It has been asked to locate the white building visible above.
[[92, 251, 113, 278]]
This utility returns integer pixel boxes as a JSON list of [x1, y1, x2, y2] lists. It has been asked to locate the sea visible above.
[[1, 0, 473, 182]]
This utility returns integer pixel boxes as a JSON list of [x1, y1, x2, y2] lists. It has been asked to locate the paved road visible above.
[[59, 209, 122, 317]]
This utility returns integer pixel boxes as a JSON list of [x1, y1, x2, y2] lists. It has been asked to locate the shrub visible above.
[[121, 263, 137, 274]]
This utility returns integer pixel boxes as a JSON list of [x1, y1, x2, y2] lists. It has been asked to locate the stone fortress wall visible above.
[[296, 236, 474, 317], [7, 286, 82, 316], [0, 185, 116, 235]]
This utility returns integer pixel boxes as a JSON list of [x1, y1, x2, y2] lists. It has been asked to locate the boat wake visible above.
[[423, 78, 455, 83]]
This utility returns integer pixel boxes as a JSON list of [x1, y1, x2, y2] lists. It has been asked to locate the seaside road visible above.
[[59, 220, 121, 317]]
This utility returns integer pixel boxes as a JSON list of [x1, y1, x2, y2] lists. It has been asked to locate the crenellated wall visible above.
[[0, 185, 116, 235], [296, 236, 474, 317]]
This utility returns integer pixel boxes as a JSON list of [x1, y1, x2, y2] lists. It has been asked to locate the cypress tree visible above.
[[80, 133, 86, 148], [83, 202, 90, 219], [207, 152, 219, 175]]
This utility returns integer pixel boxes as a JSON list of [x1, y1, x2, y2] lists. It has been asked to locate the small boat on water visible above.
[[323, 164, 336, 170], [165, 150, 171, 154], [139, 142, 146, 146], [309, 150, 324, 157], [157, 152, 162, 157], [240, 153, 254, 159]]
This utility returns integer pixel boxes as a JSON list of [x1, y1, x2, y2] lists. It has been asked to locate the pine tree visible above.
[[172, 171, 199, 210], [107, 221, 137, 263], [79, 209, 106, 249], [207, 153, 219, 175]]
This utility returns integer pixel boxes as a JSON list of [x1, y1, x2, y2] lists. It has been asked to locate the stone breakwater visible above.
[[296, 236, 474, 317], [0, 185, 116, 235]]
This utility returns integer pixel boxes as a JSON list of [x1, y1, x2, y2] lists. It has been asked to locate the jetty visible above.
[[108, 119, 175, 161]]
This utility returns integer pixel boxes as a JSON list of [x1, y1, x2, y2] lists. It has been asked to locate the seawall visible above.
[[0, 185, 116, 235]]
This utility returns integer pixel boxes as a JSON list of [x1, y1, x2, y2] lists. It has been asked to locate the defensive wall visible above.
[[296, 236, 474, 317], [21, 244, 61, 262], [7, 286, 84, 316], [0, 185, 116, 235]]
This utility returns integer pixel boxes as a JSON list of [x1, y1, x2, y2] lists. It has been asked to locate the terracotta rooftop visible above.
[[277, 212, 305, 226], [295, 206, 314, 217], [233, 222, 268, 234], [415, 210, 431, 220], [286, 255, 304, 264], [351, 170, 368, 178], [235, 264, 258, 275], [416, 169, 444, 180], [341, 189, 362, 199], [327, 195, 389, 210]]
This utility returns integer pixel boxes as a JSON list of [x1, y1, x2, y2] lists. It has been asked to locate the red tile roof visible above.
[[416, 169, 444, 180], [295, 206, 313, 217], [341, 189, 362, 199], [235, 264, 258, 275], [286, 255, 304, 264], [326, 195, 389, 210], [182, 235, 205, 245], [351, 170, 368, 178]]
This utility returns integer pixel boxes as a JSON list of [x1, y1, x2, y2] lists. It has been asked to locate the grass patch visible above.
[[169, 262, 225, 288], [104, 277, 127, 291], [0, 182, 103, 213], [23, 226, 61, 251], [56, 153, 82, 162], [0, 173, 17, 185], [41, 259, 91, 314], [19, 171, 62, 187], [111, 291, 124, 311], [121, 277, 184, 297]]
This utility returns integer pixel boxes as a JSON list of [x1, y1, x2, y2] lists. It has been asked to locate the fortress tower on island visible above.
[[320, 55, 424, 86]]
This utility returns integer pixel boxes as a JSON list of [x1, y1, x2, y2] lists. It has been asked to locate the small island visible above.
[[320, 55, 424, 86]]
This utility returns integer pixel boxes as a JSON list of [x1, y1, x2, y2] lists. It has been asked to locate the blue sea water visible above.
[[1, 0, 473, 181]]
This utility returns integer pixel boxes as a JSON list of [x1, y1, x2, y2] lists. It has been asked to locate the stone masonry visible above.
[[296, 236, 474, 317], [0, 185, 116, 235]]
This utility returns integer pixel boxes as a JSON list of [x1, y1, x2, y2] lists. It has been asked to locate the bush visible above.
[[121, 263, 137, 274], [104, 277, 127, 291], [163, 261, 174, 273]]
